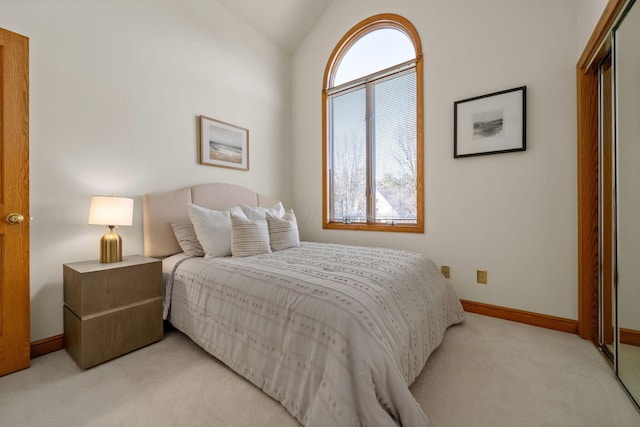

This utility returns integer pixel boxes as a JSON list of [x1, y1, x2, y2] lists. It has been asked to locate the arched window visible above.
[[322, 14, 424, 232]]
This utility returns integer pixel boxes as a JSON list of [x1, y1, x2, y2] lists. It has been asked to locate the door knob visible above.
[[6, 213, 24, 224]]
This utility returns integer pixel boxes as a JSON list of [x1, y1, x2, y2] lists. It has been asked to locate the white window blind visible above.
[[328, 67, 417, 225]]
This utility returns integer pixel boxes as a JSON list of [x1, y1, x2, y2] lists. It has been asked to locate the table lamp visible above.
[[88, 195, 134, 263]]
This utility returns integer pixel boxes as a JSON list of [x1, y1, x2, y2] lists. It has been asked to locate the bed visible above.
[[143, 183, 464, 427]]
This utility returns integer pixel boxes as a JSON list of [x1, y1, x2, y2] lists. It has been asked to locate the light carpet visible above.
[[1, 313, 639, 426]]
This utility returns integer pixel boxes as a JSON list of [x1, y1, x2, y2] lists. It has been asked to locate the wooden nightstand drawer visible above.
[[63, 255, 161, 317], [64, 300, 162, 369], [63, 255, 163, 369]]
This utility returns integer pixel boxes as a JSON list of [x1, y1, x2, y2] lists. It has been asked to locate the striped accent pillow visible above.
[[170, 221, 205, 257], [267, 209, 300, 251], [230, 214, 271, 257]]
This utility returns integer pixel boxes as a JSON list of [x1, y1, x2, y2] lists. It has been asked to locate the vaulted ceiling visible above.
[[217, 0, 332, 53]]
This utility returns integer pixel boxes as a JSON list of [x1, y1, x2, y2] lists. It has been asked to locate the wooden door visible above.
[[0, 27, 30, 376]]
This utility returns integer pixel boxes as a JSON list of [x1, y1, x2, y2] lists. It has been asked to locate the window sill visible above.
[[323, 221, 424, 233]]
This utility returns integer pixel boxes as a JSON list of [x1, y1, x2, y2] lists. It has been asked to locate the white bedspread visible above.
[[165, 242, 464, 426]]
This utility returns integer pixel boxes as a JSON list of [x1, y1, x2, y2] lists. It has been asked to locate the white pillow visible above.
[[230, 214, 271, 257], [187, 203, 245, 257], [240, 202, 285, 221], [267, 209, 300, 251]]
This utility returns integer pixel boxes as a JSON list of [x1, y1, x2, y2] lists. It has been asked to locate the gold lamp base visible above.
[[100, 226, 123, 263]]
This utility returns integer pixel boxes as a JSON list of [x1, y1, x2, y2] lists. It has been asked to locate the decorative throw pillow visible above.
[[267, 209, 300, 251], [187, 203, 234, 258], [230, 214, 271, 257], [170, 221, 205, 257], [240, 202, 285, 221]]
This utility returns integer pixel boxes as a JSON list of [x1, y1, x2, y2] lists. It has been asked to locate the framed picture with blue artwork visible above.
[[454, 86, 526, 158], [199, 115, 249, 170]]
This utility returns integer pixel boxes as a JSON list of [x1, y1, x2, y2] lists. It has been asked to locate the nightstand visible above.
[[63, 255, 163, 369]]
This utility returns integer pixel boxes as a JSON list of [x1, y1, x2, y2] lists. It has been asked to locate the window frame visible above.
[[322, 14, 424, 233]]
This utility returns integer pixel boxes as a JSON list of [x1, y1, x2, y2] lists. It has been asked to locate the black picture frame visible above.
[[454, 86, 526, 158]]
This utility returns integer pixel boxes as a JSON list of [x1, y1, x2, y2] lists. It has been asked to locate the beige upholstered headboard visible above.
[[142, 183, 280, 258]]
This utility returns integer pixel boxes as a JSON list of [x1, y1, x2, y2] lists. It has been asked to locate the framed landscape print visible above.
[[199, 115, 249, 170], [454, 86, 526, 158]]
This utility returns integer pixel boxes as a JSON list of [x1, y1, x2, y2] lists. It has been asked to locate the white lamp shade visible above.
[[88, 196, 134, 226]]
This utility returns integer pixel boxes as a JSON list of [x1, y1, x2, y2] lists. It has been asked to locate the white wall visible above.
[[292, 0, 580, 319], [577, 0, 609, 57], [1, 0, 292, 341]]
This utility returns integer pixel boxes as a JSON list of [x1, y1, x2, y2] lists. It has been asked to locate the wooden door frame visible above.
[[577, 0, 627, 342]]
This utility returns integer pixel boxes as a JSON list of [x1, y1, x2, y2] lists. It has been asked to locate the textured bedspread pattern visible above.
[[166, 242, 464, 426]]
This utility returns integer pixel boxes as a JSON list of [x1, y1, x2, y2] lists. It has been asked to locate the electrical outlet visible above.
[[477, 270, 487, 284], [441, 265, 450, 278]]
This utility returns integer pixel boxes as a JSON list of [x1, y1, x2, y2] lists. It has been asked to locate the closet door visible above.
[[598, 54, 615, 363], [578, 0, 640, 411], [613, 0, 640, 406]]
